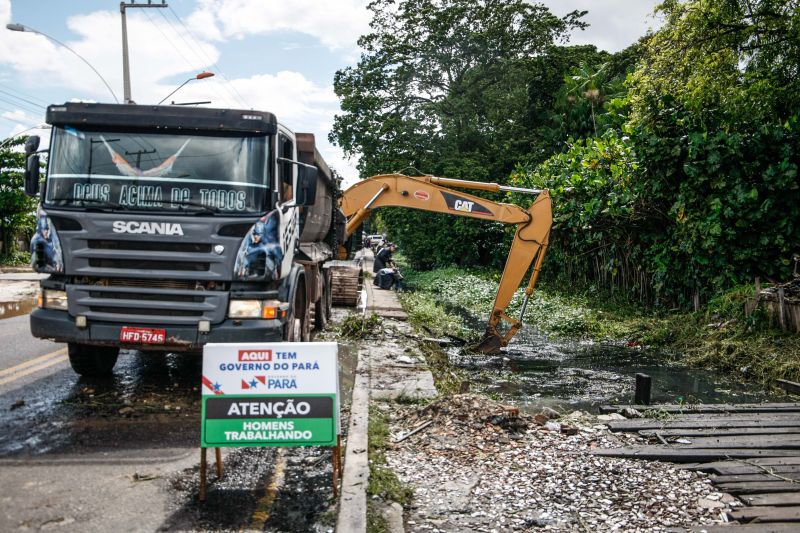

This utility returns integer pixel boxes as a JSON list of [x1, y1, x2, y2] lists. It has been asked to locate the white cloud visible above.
[[0, 4, 221, 105], [540, 0, 663, 52], [173, 69, 359, 184], [189, 0, 371, 53]]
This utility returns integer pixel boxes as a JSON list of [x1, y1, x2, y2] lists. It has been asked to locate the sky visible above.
[[0, 0, 662, 187]]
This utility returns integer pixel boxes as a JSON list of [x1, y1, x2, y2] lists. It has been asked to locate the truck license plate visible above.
[[119, 327, 166, 344]]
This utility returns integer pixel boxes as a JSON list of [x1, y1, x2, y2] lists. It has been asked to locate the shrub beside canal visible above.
[[399, 267, 800, 387]]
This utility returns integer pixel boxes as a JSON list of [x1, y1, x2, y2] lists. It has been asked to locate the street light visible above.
[[157, 72, 215, 105], [6, 23, 120, 104]]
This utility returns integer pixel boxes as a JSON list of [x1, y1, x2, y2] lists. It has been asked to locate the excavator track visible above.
[[329, 262, 363, 307]]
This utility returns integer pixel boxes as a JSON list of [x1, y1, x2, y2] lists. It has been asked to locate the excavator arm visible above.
[[339, 173, 551, 354]]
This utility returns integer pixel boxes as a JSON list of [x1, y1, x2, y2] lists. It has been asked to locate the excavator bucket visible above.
[[475, 332, 503, 354]]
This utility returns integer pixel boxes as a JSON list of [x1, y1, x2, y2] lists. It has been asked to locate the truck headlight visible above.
[[39, 289, 68, 311], [30, 212, 64, 274], [233, 211, 284, 281], [228, 299, 287, 319]]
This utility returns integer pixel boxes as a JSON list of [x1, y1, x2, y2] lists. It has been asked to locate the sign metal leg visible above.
[[332, 434, 342, 497], [199, 448, 208, 502], [215, 447, 223, 479]]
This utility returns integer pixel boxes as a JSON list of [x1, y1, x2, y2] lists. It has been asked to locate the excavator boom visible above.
[[339, 173, 552, 354]]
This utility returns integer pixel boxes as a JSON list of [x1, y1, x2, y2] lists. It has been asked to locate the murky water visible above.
[[0, 298, 37, 320], [450, 321, 786, 412]]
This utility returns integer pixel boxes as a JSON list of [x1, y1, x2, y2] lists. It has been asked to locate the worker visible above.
[[373, 267, 403, 291], [373, 242, 396, 273]]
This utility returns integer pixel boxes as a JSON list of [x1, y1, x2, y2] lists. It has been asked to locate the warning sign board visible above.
[[200, 342, 339, 447]]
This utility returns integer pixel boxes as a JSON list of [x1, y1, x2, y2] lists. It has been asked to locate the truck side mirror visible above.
[[24, 135, 40, 156], [295, 166, 317, 206], [24, 154, 40, 196]]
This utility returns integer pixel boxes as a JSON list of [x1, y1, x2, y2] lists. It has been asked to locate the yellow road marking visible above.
[[0, 348, 68, 379], [250, 448, 287, 529], [0, 349, 69, 386]]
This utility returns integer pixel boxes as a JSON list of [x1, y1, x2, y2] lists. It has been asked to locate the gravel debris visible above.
[[384, 394, 731, 532]]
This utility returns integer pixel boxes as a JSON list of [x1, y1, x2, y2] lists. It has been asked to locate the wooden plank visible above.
[[684, 524, 800, 532], [715, 481, 800, 494], [728, 505, 800, 522], [776, 379, 800, 395], [608, 418, 800, 432], [712, 473, 800, 483], [601, 403, 800, 414], [592, 447, 800, 462], [686, 457, 800, 470], [702, 465, 800, 476], [642, 427, 800, 438], [667, 435, 800, 450], [742, 493, 800, 507]]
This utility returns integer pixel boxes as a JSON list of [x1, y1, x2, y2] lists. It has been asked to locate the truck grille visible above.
[[88, 306, 204, 317], [88, 258, 210, 271], [88, 240, 212, 253], [68, 284, 228, 325]]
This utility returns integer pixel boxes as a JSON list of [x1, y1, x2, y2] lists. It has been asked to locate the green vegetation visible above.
[[402, 266, 800, 386], [366, 405, 413, 533], [0, 138, 36, 260], [339, 313, 383, 340], [0, 250, 30, 267], [332, 0, 800, 310]]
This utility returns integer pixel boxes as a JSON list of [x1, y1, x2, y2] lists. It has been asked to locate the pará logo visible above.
[[112, 221, 184, 236]]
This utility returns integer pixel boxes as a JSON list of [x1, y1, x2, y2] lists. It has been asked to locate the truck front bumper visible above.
[[30, 308, 284, 351]]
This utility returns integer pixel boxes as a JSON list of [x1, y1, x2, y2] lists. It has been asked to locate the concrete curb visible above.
[[336, 348, 370, 533], [337, 254, 437, 532]]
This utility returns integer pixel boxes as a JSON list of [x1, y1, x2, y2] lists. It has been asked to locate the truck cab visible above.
[[26, 102, 339, 376]]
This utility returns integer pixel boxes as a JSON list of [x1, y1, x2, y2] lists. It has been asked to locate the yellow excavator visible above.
[[337, 173, 552, 354]]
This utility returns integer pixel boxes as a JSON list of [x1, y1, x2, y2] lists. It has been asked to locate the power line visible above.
[[0, 95, 45, 117], [165, 6, 250, 108], [0, 83, 51, 106], [0, 88, 47, 111]]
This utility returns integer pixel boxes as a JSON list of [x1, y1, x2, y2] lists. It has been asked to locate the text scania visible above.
[[226, 399, 311, 418], [112, 221, 184, 236]]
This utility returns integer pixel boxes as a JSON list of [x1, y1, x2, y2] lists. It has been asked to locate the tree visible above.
[[0, 137, 37, 257], [331, 0, 586, 268], [624, 0, 800, 302]]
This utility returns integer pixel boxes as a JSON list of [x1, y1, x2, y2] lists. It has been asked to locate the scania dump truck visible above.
[[25, 102, 347, 376]]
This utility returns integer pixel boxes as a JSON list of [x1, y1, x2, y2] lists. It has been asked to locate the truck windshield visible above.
[[44, 127, 269, 214]]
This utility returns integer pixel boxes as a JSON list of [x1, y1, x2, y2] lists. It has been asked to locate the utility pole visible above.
[[121, 1, 168, 104]]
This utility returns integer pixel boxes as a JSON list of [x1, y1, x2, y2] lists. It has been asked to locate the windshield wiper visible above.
[[163, 199, 221, 215]]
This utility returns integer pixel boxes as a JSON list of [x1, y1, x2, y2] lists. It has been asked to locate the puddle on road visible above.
[[448, 316, 786, 412], [0, 298, 37, 320], [0, 339, 358, 458]]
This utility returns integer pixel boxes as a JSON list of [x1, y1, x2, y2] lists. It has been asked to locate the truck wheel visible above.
[[324, 269, 333, 322], [297, 282, 311, 342], [284, 276, 311, 342], [67, 343, 119, 376], [314, 273, 329, 331], [283, 308, 297, 341]]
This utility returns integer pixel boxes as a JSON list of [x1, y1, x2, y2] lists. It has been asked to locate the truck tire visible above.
[[324, 268, 333, 322], [314, 270, 331, 331], [284, 274, 311, 342], [67, 343, 119, 376], [297, 281, 311, 342]]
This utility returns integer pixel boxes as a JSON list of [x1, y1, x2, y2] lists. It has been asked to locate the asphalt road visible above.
[[0, 312, 347, 532]]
